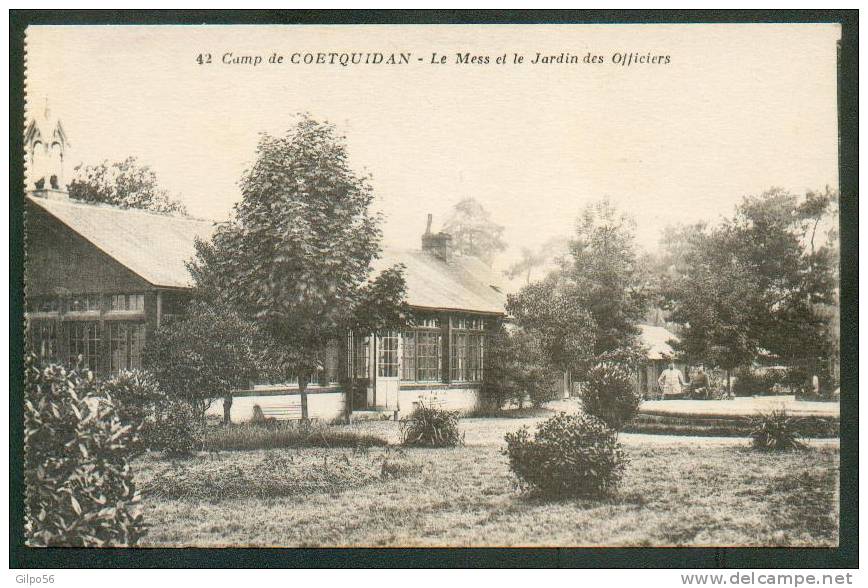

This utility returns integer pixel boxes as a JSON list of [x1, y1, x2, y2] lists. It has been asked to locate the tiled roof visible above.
[[28, 195, 217, 289], [639, 324, 679, 360], [374, 249, 506, 315], [28, 195, 507, 314]]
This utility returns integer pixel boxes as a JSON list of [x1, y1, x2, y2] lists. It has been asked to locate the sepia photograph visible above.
[[10, 12, 856, 565]]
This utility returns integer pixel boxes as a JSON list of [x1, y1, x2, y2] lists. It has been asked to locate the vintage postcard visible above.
[[16, 18, 849, 557]]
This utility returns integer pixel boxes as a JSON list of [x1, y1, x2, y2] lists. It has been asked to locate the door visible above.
[[372, 330, 400, 409]]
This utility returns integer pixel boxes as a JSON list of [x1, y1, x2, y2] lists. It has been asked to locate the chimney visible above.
[[421, 213, 453, 262]]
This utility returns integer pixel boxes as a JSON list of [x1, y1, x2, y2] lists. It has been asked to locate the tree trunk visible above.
[[726, 370, 731, 396], [299, 373, 310, 421], [222, 395, 233, 425]]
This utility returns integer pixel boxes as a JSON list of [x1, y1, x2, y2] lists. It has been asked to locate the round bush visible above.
[[400, 401, 463, 447], [24, 355, 146, 546], [580, 363, 641, 430], [503, 412, 627, 497], [99, 370, 162, 453], [150, 400, 203, 456]]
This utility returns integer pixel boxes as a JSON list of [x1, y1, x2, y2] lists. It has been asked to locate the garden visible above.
[[22, 117, 841, 548]]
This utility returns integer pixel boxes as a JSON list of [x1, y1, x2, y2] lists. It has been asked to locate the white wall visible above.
[[206, 392, 346, 423]]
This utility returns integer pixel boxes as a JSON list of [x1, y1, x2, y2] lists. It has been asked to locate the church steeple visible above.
[[25, 98, 70, 199]]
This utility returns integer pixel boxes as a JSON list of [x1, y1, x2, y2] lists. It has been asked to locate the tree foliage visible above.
[[68, 156, 187, 214], [484, 326, 561, 408], [505, 237, 568, 285], [506, 275, 597, 379], [187, 115, 409, 415], [562, 199, 649, 355], [142, 301, 261, 423], [663, 188, 839, 375], [442, 197, 507, 266], [24, 355, 145, 546]]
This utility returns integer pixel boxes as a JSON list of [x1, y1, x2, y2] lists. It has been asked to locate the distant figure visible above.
[[692, 366, 710, 399], [812, 374, 820, 395], [657, 361, 686, 400]]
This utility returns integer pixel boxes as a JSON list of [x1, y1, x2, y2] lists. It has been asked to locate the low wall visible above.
[[208, 384, 482, 423], [398, 385, 480, 414], [206, 390, 346, 423]]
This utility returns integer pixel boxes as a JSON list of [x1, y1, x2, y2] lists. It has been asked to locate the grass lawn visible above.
[[136, 416, 839, 547]]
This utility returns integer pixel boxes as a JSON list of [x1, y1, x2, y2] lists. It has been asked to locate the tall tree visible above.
[[505, 237, 568, 285], [664, 188, 839, 385], [68, 156, 188, 215], [506, 275, 597, 381], [442, 197, 507, 266], [562, 199, 649, 356], [188, 115, 409, 419]]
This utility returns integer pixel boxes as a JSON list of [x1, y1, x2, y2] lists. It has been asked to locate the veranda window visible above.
[[320, 340, 341, 385], [351, 334, 370, 379], [67, 321, 100, 372], [377, 331, 399, 378], [450, 317, 485, 382], [29, 320, 59, 363], [109, 322, 146, 374], [110, 294, 145, 312], [68, 294, 101, 313], [401, 331, 416, 380]]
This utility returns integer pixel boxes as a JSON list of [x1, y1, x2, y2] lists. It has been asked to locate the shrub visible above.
[[204, 420, 388, 451], [750, 410, 807, 451], [143, 301, 260, 423], [400, 401, 463, 447], [733, 367, 791, 396], [99, 369, 162, 454], [149, 400, 203, 457], [483, 327, 560, 409], [580, 363, 641, 430], [24, 354, 146, 546], [503, 412, 627, 498]]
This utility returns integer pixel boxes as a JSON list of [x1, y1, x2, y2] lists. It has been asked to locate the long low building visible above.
[[24, 188, 507, 422]]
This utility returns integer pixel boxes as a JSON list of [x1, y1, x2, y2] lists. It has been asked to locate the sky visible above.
[[25, 24, 840, 273]]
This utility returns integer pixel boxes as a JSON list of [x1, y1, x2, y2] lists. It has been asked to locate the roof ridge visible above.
[[26, 194, 217, 224]]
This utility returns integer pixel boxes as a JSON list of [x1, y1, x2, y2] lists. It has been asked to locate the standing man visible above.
[[692, 365, 710, 399], [657, 361, 686, 400]]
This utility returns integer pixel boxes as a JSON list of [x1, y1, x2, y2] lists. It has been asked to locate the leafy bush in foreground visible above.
[[750, 410, 806, 451], [401, 401, 463, 447], [504, 412, 627, 497], [581, 362, 642, 430], [24, 355, 145, 546]]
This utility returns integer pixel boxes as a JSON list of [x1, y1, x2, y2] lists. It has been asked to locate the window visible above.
[[451, 331, 468, 382], [28, 296, 59, 314], [110, 294, 145, 312], [319, 340, 341, 386], [109, 322, 145, 374], [351, 334, 370, 379], [67, 322, 100, 372], [401, 331, 416, 380], [450, 316, 485, 382], [68, 294, 100, 313], [29, 320, 58, 363], [416, 330, 442, 382], [377, 331, 399, 378]]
